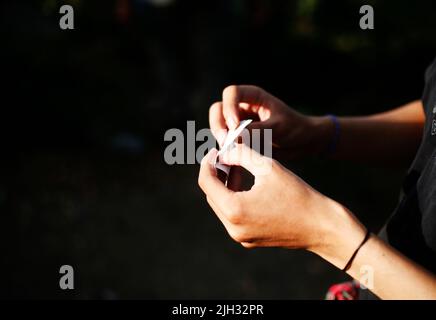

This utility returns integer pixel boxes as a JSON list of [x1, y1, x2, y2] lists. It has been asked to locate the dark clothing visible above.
[[361, 58, 436, 299]]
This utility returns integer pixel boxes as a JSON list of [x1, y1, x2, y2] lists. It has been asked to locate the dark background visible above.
[[1, 0, 435, 299]]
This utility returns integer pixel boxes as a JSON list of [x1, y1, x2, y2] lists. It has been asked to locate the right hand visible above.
[[198, 145, 367, 270], [209, 85, 332, 159]]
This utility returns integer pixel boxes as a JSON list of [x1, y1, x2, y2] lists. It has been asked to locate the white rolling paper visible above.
[[214, 119, 253, 175]]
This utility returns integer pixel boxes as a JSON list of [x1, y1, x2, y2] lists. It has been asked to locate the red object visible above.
[[325, 281, 360, 300]]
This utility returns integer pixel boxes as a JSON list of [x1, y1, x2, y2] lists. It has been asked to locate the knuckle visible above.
[[230, 229, 249, 243], [226, 209, 242, 225]]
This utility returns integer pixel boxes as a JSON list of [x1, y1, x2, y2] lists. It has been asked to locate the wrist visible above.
[[308, 198, 367, 270], [306, 115, 336, 156]]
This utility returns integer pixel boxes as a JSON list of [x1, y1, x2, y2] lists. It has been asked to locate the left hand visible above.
[[198, 144, 367, 270]]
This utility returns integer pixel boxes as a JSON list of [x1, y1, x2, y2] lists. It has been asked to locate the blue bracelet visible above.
[[325, 114, 341, 155]]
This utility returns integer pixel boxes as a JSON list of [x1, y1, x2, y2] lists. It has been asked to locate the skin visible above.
[[199, 85, 436, 299]]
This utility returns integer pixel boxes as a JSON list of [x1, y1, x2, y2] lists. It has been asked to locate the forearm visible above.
[[346, 235, 436, 299], [313, 201, 436, 300], [311, 100, 425, 165]]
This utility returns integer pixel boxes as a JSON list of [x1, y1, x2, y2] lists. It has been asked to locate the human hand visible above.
[[209, 85, 333, 159], [198, 144, 367, 270]]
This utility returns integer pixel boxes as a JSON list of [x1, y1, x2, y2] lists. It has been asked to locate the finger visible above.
[[209, 102, 228, 147], [246, 120, 275, 156], [247, 118, 273, 131], [222, 85, 266, 130], [238, 104, 261, 122], [198, 148, 234, 209], [221, 143, 273, 177], [239, 103, 271, 122]]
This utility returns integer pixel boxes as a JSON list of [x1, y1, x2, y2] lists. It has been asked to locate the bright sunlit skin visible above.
[[209, 85, 425, 164], [199, 85, 436, 300]]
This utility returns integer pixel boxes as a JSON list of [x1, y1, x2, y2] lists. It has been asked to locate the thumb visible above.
[[221, 143, 273, 177]]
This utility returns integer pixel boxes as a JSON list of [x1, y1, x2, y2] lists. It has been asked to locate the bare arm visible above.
[[346, 235, 436, 299], [313, 100, 426, 165], [198, 145, 436, 300], [314, 204, 436, 299], [210, 85, 425, 166]]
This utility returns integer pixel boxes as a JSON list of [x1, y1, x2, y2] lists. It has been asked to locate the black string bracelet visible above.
[[342, 229, 371, 272]]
